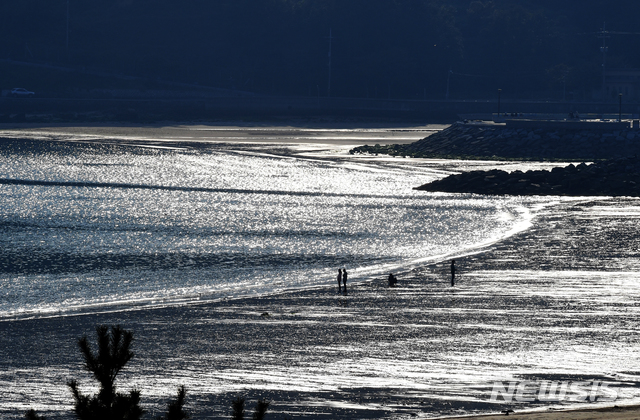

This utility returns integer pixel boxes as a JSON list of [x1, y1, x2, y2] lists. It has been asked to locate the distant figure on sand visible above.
[[337, 269, 343, 292], [388, 273, 398, 287], [450, 260, 456, 287], [342, 269, 348, 294]]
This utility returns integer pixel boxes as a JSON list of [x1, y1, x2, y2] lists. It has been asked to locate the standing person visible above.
[[336, 269, 343, 293], [388, 273, 397, 287], [342, 269, 348, 294], [450, 260, 456, 287]]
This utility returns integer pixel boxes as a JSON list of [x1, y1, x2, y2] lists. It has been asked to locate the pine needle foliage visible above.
[[231, 397, 270, 420], [25, 409, 46, 420], [158, 386, 189, 420], [252, 399, 270, 420], [231, 397, 246, 420], [67, 325, 144, 420], [26, 325, 192, 420]]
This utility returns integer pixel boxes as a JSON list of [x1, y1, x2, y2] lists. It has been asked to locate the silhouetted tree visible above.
[[26, 325, 191, 420], [67, 325, 144, 420], [231, 397, 246, 420], [231, 397, 270, 420], [158, 386, 189, 420], [24, 409, 46, 420], [252, 399, 270, 420]]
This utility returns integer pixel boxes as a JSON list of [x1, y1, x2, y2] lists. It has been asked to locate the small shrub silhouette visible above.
[[252, 399, 270, 420], [67, 325, 143, 420], [231, 397, 246, 420], [25, 409, 46, 420], [231, 397, 270, 420], [24, 325, 287, 420], [64, 325, 189, 420], [159, 385, 189, 420]]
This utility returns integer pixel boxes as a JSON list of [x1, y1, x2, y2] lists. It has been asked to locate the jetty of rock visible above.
[[414, 156, 640, 197], [351, 120, 640, 161], [350, 119, 640, 196]]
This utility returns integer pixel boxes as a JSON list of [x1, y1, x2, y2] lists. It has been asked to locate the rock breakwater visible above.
[[350, 120, 640, 196], [415, 156, 640, 197], [351, 121, 640, 161]]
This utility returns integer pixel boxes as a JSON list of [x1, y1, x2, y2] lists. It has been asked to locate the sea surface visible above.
[[2, 128, 640, 419], [0, 136, 534, 320]]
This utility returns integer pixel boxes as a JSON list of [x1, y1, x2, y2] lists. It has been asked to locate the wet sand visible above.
[[3, 196, 640, 419], [455, 404, 640, 420]]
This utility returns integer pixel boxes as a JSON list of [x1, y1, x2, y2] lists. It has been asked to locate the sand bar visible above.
[[0, 121, 447, 147]]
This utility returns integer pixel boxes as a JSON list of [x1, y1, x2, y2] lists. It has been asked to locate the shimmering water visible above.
[[5, 132, 640, 419], [0, 138, 532, 320]]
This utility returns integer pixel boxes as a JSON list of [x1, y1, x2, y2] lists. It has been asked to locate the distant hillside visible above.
[[2, 1, 639, 100]]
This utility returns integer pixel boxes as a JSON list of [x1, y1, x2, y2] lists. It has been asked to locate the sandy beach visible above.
[[1, 123, 640, 419]]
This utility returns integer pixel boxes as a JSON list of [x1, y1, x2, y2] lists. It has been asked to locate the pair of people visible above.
[[336, 268, 348, 294]]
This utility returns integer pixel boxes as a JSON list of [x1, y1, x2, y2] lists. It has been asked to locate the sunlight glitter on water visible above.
[[4, 129, 640, 420], [0, 140, 537, 319]]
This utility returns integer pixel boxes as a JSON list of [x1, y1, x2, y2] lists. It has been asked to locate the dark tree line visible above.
[[1, 0, 640, 100]]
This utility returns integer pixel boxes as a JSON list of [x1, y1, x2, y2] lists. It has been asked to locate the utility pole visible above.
[[619, 93, 623, 122], [66, 0, 70, 51], [598, 22, 609, 101], [593, 24, 640, 102], [327, 28, 333, 97]]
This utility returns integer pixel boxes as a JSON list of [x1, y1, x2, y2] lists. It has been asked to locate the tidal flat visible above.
[[1, 123, 639, 419]]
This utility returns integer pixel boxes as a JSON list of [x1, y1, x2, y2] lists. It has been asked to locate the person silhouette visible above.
[[342, 269, 348, 294], [450, 260, 456, 287], [337, 269, 343, 293], [388, 273, 397, 287]]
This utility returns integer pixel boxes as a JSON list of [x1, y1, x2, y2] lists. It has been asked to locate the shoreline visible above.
[[2, 126, 640, 419], [3, 197, 640, 419], [0, 173, 535, 325]]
